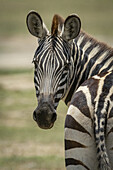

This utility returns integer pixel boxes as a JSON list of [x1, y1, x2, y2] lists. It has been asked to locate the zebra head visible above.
[[26, 11, 81, 129]]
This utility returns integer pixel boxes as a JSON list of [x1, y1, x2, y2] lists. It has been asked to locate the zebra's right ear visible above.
[[26, 11, 49, 39], [61, 14, 81, 41]]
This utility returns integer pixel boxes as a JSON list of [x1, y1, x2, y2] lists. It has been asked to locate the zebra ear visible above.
[[26, 11, 49, 39], [61, 14, 81, 41]]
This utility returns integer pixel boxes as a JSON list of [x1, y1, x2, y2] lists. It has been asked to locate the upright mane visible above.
[[51, 14, 64, 36], [76, 31, 113, 55]]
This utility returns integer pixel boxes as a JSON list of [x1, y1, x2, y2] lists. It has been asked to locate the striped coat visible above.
[[65, 71, 113, 170], [65, 32, 113, 170], [26, 11, 113, 170]]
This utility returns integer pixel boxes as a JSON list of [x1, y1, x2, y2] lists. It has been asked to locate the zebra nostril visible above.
[[33, 110, 37, 121]]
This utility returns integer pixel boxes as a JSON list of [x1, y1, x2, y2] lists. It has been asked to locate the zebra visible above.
[[65, 71, 113, 170], [26, 11, 113, 169], [26, 11, 80, 129]]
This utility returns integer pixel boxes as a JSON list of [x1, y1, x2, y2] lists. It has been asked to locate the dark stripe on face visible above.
[[65, 158, 90, 170], [65, 139, 87, 150], [65, 115, 91, 136], [70, 91, 91, 118]]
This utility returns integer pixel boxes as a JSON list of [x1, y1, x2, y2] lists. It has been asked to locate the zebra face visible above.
[[32, 37, 74, 129], [26, 11, 81, 129]]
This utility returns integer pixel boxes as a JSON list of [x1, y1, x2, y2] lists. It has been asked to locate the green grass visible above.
[[0, 69, 67, 170], [0, 68, 33, 75], [0, 88, 35, 117], [0, 123, 64, 144], [0, 156, 65, 170]]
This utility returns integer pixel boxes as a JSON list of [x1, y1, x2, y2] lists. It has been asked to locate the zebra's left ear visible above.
[[61, 14, 81, 41], [26, 11, 49, 39]]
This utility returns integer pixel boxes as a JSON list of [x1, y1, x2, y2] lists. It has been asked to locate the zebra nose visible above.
[[33, 110, 57, 123], [33, 104, 57, 129]]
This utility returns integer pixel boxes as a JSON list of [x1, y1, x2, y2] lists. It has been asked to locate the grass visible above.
[[0, 68, 32, 75], [0, 156, 65, 170], [0, 68, 67, 170]]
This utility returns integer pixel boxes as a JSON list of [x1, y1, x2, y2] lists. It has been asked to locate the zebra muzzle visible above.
[[33, 98, 57, 129]]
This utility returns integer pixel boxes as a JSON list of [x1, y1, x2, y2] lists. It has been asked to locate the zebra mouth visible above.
[[34, 112, 57, 129], [34, 116, 56, 129], [38, 122, 54, 129]]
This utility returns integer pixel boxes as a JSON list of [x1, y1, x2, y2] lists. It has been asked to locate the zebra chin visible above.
[[33, 99, 57, 129]]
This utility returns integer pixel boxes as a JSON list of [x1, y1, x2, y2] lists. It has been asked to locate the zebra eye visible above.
[[32, 58, 38, 65], [32, 58, 36, 63]]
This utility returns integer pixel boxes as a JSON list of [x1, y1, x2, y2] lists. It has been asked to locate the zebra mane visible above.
[[77, 30, 113, 54], [51, 14, 64, 36]]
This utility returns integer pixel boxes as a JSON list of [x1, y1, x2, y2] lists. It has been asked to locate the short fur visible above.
[[51, 14, 64, 36]]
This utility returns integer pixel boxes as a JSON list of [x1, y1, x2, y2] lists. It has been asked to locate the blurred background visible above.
[[0, 0, 113, 169]]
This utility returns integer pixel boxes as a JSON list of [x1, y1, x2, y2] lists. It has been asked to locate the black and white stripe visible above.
[[33, 35, 74, 109], [65, 31, 113, 170], [26, 12, 113, 169], [64, 31, 113, 105], [65, 71, 113, 170]]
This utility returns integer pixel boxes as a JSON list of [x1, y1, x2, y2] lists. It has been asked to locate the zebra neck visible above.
[[64, 31, 113, 106]]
